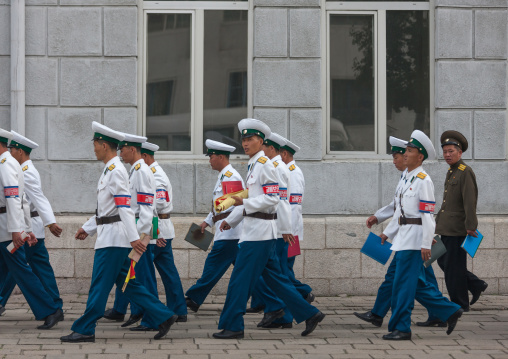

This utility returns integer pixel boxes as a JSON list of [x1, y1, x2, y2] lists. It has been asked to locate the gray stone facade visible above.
[[0, 0, 507, 295]]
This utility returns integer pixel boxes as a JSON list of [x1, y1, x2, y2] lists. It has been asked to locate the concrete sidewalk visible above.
[[0, 294, 507, 359]]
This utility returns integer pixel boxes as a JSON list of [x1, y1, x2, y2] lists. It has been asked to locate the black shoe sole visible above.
[[61, 337, 95, 343], [176, 316, 187, 323], [154, 315, 178, 340], [213, 332, 245, 339], [416, 321, 447, 327], [301, 312, 325, 336], [353, 312, 382, 328], [37, 311, 64, 330]]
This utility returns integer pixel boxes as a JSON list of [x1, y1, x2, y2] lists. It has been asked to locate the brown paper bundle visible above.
[[214, 189, 249, 213]]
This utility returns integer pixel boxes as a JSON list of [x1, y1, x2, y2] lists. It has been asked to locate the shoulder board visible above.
[[108, 164, 116, 171], [417, 172, 427, 180], [289, 164, 296, 171], [151, 167, 156, 174], [257, 156, 268, 164], [224, 171, 233, 178], [22, 165, 28, 172], [135, 163, 141, 171], [458, 164, 466, 171], [273, 161, 279, 168], [0, 158, 5, 164]]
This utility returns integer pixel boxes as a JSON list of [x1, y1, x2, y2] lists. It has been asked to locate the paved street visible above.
[[1, 294, 507, 359]]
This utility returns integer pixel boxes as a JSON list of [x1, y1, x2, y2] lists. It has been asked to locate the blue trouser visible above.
[[0, 241, 58, 320], [113, 244, 157, 316], [140, 240, 187, 328], [0, 238, 62, 309], [251, 238, 293, 324], [388, 250, 461, 333], [218, 239, 319, 332], [72, 247, 174, 336], [287, 255, 312, 298], [185, 239, 239, 306], [372, 256, 440, 321]]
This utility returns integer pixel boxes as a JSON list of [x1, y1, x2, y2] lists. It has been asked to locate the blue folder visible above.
[[461, 230, 484, 258], [361, 232, 392, 265]]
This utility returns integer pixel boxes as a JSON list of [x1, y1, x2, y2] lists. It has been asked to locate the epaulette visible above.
[[417, 172, 427, 180], [22, 165, 28, 172], [224, 171, 233, 178], [134, 163, 141, 171], [108, 164, 116, 171], [257, 156, 268, 164], [289, 164, 295, 171], [151, 167, 156, 174], [458, 164, 466, 171], [273, 161, 279, 168], [0, 158, 5, 164]]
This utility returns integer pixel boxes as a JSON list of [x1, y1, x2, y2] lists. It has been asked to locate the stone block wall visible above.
[[26, 215, 507, 296]]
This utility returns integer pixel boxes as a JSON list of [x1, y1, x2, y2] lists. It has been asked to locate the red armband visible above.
[[279, 188, 288, 200], [114, 195, 131, 207], [4, 186, 19, 198], [137, 192, 154, 205], [289, 194, 302, 204], [156, 189, 169, 202], [262, 183, 279, 196], [419, 200, 435, 213]]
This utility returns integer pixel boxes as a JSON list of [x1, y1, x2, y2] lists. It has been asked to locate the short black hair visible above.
[[0, 142, 7, 149], [97, 139, 118, 151]]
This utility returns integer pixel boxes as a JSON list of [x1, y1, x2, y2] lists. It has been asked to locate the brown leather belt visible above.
[[96, 215, 121, 225], [399, 216, 422, 225], [212, 212, 230, 223], [158, 213, 171, 219], [243, 210, 277, 220], [31, 211, 39, 218], [0, 207, 6, 214]]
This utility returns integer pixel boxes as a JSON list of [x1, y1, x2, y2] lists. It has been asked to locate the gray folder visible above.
[[184, 223, 214, 251], [424, 235, 447, 268]]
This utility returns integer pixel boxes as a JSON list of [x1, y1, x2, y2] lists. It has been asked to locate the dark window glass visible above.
[[386, 11, 430, 151]]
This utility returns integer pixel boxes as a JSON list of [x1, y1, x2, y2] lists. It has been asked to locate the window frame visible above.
[[322, 0, 434, 159], [139, 1, 252, 159]]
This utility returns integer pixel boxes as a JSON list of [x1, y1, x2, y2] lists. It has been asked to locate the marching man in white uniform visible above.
[[130, 141, 188, 331], [250, 132, 296, 328], [0, 132, 64, 319], [214, 119, 324, 339], [279, 139, 314, 302], [61, 122, 176, 343], [354, 136, 445, 328], [185, 140, 245, 312], [0, 128, 62, 329], [380, 130, 463, 341], [104, 133, 163, 328]]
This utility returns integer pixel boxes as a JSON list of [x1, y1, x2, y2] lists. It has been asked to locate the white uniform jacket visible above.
[[82, 156, 138, 250], [272, 155, 291, 238], [20, 160, 57, 239], [374, 169, 407, 224], [203, 164, 245, 241], [287, 160, 304, 241], [0, 152, 31, 241], [227, 150, 279, 243], [129, 159, 156, 244], [385, 166, 436, 251], [150, 161, 175, 240]]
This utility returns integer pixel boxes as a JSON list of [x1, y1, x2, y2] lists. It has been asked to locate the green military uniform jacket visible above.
[[435, 159, 478, 236]]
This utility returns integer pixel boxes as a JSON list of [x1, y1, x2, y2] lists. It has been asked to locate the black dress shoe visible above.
[[245, 305, 265, 314], [305, 292, 315, 304], [470, 281, 488, 306], [256, 308, 285, 327], [60, 332, 95, 343], [416, 319, 447, 327], [212, 329, 244, 339], [154, 315, 178, 340], [130, 325, 157, 332], [176, 315, 187, 323], [261, 322, 293, 329], [301, 311, 325, 336], [382, 330, 411, 340], [103, 308, 125, 322], [0, 305, 5, 316], [353, 311, 383, 327], [38, 308, 64, 330], [121, 313, 143, 328], [186, 298, 200, 313], [446, 308, 464, 335]]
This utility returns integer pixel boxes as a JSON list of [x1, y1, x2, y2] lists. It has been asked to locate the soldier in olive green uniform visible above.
[[435, 130, 488, 312]]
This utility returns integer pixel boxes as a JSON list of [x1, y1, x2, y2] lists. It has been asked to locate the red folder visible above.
[[222, 181, 243, 194], [288, 236, 301, 258]]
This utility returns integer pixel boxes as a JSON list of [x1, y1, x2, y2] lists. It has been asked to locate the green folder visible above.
[[184, 223, 214, 251], [424, 235, 447, 268]]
